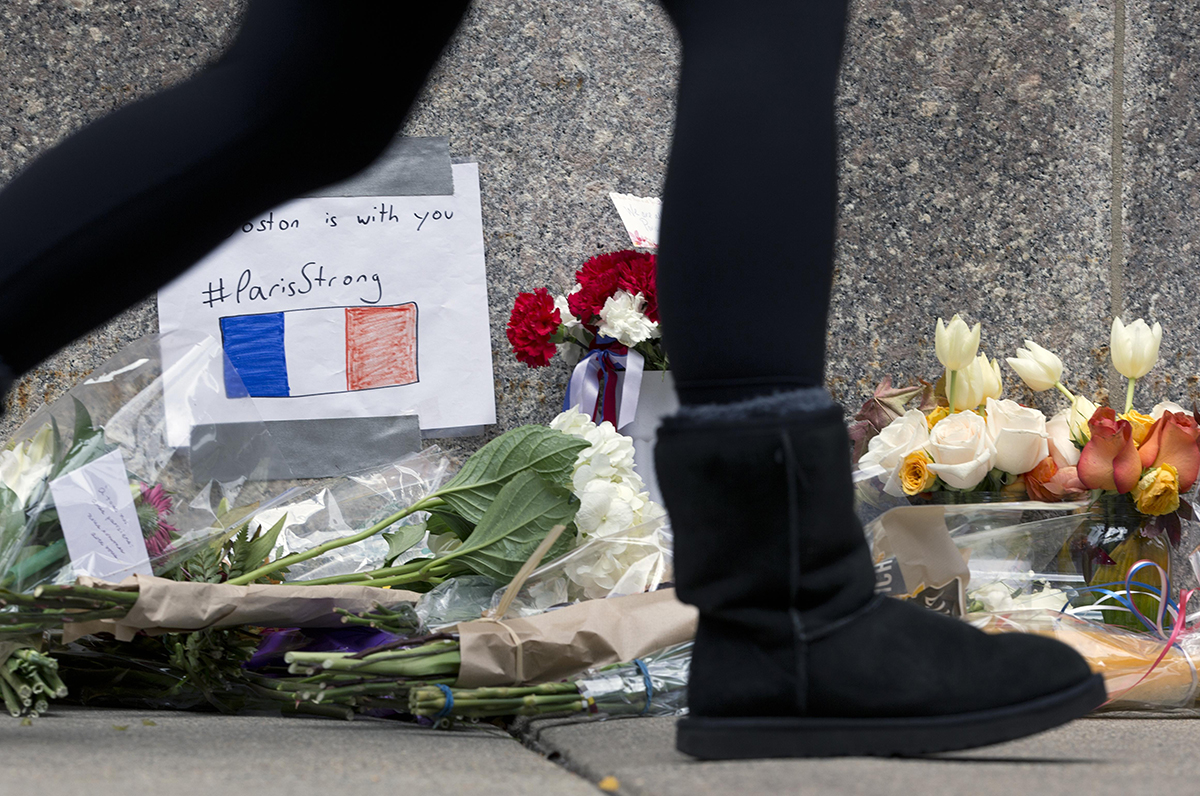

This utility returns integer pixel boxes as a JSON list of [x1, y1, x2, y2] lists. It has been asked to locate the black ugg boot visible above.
[[656, 390, 1105, 759]]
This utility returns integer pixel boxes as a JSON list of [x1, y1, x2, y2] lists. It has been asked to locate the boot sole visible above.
[[676, 672, 1106, 759]]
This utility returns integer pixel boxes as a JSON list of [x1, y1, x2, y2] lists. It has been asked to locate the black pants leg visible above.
[[657, 0, 849, 405], [0, 1, 469, 377]]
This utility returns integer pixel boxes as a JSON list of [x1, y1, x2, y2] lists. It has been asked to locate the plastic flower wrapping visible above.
[[854, 314, 1200, 714], [0, 333, 286, 594], [0, 334, 678, 721]]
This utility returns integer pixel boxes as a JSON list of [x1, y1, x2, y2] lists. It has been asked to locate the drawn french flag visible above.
[[219, 303, 418, 398]]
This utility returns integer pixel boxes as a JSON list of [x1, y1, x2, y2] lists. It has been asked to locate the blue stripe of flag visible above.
[[220, 312, 290, 398]]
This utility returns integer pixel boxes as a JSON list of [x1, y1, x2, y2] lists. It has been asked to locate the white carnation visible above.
[[597, 290, 659, 346]]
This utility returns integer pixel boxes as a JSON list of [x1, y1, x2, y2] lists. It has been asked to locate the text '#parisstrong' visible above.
[[201, 262, 384, 308]]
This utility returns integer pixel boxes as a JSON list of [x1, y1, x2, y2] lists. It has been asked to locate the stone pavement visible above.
[[1, 706, 1189, 796]]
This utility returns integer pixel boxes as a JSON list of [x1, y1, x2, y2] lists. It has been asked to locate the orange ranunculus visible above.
[[1138, 411, 1200, 491], [898, 450, 937, 496], [1077, 407, 1142, 493]]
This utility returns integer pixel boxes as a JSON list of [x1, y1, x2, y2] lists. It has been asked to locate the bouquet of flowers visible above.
[[856, 314, 1198, 631], [507, 250, 666, 428]]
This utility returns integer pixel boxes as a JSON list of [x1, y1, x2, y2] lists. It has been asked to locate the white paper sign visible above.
[[49, 449, 153, 581], [157, 163, 496, 445], [609, 192, 661, 249]]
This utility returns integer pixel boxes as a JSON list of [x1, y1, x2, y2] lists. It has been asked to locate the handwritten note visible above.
[[609, 192, 661, 250], [158, 163, 496, 446], [49, 449, 152, 581]]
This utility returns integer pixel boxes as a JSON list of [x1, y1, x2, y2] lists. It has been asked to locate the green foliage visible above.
[[382, 523, 427, 567], [449, 470, 578, 584], [226, 517, 287, 583], [431, 426, 586, 525]]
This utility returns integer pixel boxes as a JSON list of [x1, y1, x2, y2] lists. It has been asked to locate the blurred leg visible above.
[[656, 0, 846, 405], [0, 1, 469, 378]]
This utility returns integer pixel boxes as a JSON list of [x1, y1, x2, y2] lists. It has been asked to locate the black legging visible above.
[[0, 0, 848, 407]]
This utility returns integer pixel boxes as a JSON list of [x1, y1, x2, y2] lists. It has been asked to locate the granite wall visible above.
[[0, 0, 1190, 448]]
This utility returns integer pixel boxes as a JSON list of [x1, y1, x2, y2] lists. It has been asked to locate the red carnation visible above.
[[616, 251, 658, 323], [568, 250, 658, 327], [507, 288, 562, 367]]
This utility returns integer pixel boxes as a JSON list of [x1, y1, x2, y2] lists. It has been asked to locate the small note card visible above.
[[49, 449, 153, 581], [609, 192, 661, 250]]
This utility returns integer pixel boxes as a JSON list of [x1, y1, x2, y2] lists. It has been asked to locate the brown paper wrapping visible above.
[[62, 575, 421, 643], [455, 587, 698, 688]]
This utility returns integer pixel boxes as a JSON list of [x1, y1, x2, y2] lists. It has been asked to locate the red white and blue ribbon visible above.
[[564, 336, 645, 430]]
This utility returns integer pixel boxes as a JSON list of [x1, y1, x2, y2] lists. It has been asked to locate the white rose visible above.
[[1152, 401, 1189, 420], [926, 410, 996, 489], [1046, 409, 1081, 468], [984, 398, 1049, 475], [597, 290, 659, 346], [858, 410, 930, 472]]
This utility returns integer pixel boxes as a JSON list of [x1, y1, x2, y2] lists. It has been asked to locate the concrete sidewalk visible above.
[[520, 714, 1183, 796], [2, 706, 1187, 796]]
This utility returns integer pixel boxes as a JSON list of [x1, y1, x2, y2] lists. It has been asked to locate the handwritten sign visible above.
[[49, 449, 153, 581], [609, 192, 661, 249], [158, 163, 495, 446]]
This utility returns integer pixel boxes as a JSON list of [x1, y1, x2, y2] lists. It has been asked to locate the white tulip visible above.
[[935, 314, 981, 371], [985, 398, 1050, 475], [1067, 395, 1098, 446], [950, 355, 996, 411], [1110, 317, 1162, 379], [1006, 340, 1064, 392]]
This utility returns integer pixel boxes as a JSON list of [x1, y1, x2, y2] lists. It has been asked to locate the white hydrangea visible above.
[[548, 408, 670, 599], [550, 406, 597, 438], [597, 290, 659, 346], [572, 422, 641, 494]]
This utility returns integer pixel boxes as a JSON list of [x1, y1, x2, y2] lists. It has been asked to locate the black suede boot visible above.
[[656, 390, 1106, 758]]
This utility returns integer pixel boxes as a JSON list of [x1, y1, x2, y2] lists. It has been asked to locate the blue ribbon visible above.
[[432, 684, 455, 721], [633, 658, 653, 715], [564, 336, 645, 428]]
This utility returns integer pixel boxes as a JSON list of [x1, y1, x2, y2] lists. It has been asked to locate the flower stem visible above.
[[947, 368, 957, 413], [1125, 377, 1137, 414], [227, 498, 441, 586], [1055, 381, 1076, 403]]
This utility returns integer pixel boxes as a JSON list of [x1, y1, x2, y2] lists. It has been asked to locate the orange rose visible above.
[[1078, 407, 1142, 493], [1138, 411, 1200, 491]]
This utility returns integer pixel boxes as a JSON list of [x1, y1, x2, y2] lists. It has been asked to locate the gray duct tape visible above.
[[308, 136, 453, 197], [191, 416, 422, 483]]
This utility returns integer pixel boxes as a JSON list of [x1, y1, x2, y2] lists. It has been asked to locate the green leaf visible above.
[[227, 516, 287, 582], [382, 522, 427, 566], [450, 470, 578, 584], [0, 485, 26, 569], [425, 510, 474, 541], [72, 398, 96, 446], [431, 426, 586, 525]]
